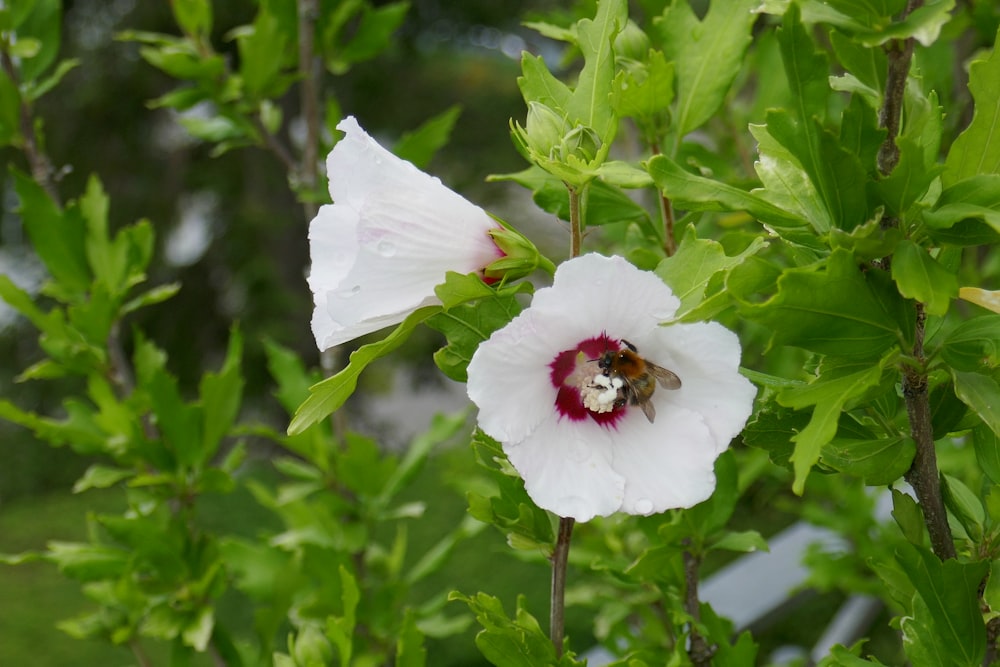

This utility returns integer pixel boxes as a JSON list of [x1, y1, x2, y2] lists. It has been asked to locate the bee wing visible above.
[[648, 363, 682, 390], [639, 399, 657, 423]]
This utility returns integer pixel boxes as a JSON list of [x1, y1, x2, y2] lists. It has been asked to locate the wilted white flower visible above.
[[466, 254, 756, 522], [308, 116, 505, 350]]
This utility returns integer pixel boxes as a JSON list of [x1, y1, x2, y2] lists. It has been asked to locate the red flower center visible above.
[[548, 333, 624, 426]]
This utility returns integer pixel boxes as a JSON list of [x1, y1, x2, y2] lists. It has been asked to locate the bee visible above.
[[597, 339, 681, 423]]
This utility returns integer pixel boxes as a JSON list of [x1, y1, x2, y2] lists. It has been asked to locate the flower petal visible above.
[[467, 308, 561, 443], [644, 321, 757, 449], [505, 417, 624, 522], [308, 116, 503, 350], [610, 406, 720, 513]]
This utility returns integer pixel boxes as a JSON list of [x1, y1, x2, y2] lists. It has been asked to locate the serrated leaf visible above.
[[746, 249, 910, 359], [647, 154, 807, 231], [924, 174, 1000, 231], [891, 488, 924, 545], [288, 305, 439, 435], [330, 2, 408, 73], [657, 0, 757, 141], [199, 327, 243, 464], [13, 169, 90, 295], [821, 435, 915, 485], [941, 473, 985, 542], [895, 542, 987, 667], [944, 26, 1000, 186], [974, 425, 1000, 486], [567, 0, 626, 145], [655, 229, 766, 317], [891, 240, 958, 316], [396, 609, 427, 667]]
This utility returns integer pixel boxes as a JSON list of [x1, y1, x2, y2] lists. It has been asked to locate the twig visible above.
[[1, 49, 59, 202], [297, 0, 321, 222], [682, 544, 713, 666], [876, 0, 924, 175], [550, 516, 575, 658]]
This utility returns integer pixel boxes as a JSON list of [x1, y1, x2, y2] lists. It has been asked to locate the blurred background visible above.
[[0, 1, 576, 664]]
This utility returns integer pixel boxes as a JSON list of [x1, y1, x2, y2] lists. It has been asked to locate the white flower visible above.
[[308, 116, 505, 350], [466, 254, 757, 522]]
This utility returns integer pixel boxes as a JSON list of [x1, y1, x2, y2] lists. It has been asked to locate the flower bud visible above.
[[522, 101, 571, 159], [614, 20, 650, 62], [484, 223, 555, 282], [559, 125, 602, 163]]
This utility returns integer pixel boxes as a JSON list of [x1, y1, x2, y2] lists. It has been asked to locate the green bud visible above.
[[559, 125, 602, 163], [614, 20, 650, 62], [485, 221, 555, 282], [523, 101, 571, 159]]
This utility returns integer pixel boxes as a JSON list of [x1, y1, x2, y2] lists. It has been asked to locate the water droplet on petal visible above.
[[634, 498, 654, 514], [377, 240, 397, 257], [348, 285, 361, 297]]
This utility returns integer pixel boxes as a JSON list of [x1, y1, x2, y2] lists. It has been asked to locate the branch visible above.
[[297, 0, 322, 222], [876, 0, 924, 175], [683, 545, 713, 667], [1, 49, 60, 202], [550, 516, 575, 658]]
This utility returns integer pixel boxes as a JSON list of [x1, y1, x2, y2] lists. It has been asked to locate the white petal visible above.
[[467, 308, 560, 444], [307, 116, 503, 350], [505, 417, 624, 522], [646, 322, 757, 450], [611, 406, 720, 513]]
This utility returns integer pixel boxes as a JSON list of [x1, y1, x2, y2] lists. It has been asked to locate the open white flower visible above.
[[467, 254, 756, 522], [309, 116, 505, 350]]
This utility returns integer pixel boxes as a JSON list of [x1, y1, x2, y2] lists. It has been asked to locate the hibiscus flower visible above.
[[466, 254, 756, 521], [308, 116, 506, 350]]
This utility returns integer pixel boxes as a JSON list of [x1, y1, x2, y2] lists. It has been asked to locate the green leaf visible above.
[[566, 0, 626, 146], [974, 425, 1000, 486], [891, 240, 958, 316], [941, 474, 985, 542], [710, 530, 769, 554], [895, 542, 988, 667], [328, 2, 409, 74], [924, 174, 1000, 232], [657, 0, 758, 141], [379, 410, 468, 507], [451, 593, 563, 667], [944, 27, 1000, 186], [171, 0, 212, 37], [44, 541, 129, 581], [778, 4, 832, 126], [828, 28, 886, 106], [237, 8, 291, 98], [647, 154, 807, 231], [134, 335, 202, 468], [953, 370, 1000, 438], [745, 249, 910, 359], [16, 0, 61, 81], [199, 327, 243, 465], [891, 488, 925, 545], [765, 108, 868, 231], [326, 565, 360, 666], [393, 105, 462, 170], [821, 435, 915, 485], [396, 609, 427, 667], [182, 606, 214, 652], [427, 288, 523, 382], [72, 465, 134, 493], [287, 305, 439, 435], [655, 229, 766, 318], [0, 68, 21, 147], [13, 169, 90, 295], [516, 52, 572, 113], [940, 315, 1000, 371], [779, 360, 888, 493]]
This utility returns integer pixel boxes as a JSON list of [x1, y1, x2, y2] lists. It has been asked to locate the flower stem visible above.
[[550, 516, 575, 658], [650, 141, 676, 256], [568, 184, 584, 258]]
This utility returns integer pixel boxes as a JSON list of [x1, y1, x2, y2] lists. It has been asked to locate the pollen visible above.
[[582, 372, 623, 414]]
